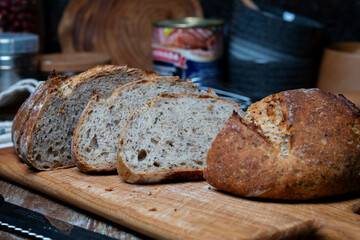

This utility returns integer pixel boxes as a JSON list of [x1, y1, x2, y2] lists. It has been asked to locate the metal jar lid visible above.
[[153, 17, 223, 28], [0, 32, 39, 54]]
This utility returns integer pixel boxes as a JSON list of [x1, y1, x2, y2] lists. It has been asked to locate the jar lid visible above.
[[153, 17, 223, 28], [0, 32, 39, 54]]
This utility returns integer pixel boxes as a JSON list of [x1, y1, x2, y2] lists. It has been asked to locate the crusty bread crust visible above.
[[19, 75, 66, 168], [204, 88, 360, 200], [117, 163, 204, 184], [117, 93, 242, 183], [12, 71, 63, 159], [12, 81, 46, 159], [64, 65, 158, 90]]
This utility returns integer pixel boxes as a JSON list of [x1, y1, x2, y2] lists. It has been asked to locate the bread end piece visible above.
[[204, 111, 283, 198], [205, 88, 360, 200]]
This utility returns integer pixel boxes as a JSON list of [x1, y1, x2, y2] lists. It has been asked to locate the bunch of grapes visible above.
[[0, 0, 40, 33]]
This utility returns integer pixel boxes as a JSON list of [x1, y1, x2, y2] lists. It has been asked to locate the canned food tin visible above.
[[152, 17, 223, 83]]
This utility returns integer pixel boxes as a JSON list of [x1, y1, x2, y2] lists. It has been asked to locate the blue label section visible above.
[[185, 59, 222, 82], [153, 59, 222, 82]]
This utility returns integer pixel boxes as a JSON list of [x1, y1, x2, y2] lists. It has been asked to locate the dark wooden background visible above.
[[37, 0, 360, 54]]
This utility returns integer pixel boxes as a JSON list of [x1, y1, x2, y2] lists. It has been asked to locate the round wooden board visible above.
[[39, 52, 111, 72], [58, 0, 203, 70]]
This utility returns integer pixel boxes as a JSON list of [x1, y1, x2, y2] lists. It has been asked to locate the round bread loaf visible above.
[[204, 88, 360, 200]]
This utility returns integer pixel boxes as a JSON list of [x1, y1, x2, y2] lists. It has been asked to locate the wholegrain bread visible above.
[[117, 94, 245, 183], [72, 77, 211, 172], [14, 65, 158, 170], [12, 76, 51, 160], [204, 88, 360, 200]]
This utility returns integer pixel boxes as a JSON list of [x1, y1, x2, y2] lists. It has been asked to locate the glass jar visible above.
[[0, 32, 39, 92]]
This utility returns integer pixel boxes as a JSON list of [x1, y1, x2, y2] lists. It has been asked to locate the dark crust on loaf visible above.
[[204, 88, 360, 200], [204, 112, 281, 197]]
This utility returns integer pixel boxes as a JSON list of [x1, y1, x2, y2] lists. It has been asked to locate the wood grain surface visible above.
[[58, 0, 203, 70], [1, 147, 360, 240]]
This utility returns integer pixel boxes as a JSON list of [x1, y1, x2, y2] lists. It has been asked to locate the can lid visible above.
[[153, 17, 223, 28], [0, 32, 39, 54]]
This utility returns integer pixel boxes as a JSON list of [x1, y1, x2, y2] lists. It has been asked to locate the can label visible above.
[[152, 27, 223, 83]]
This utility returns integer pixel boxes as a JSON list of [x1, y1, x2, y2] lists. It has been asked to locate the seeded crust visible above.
[[117, 94, 245, 184], [204, 88, 360, 200], [72, 77, 213, 172], [16, 65, 158, 170]]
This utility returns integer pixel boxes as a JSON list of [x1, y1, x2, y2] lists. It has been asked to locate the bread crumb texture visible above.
[[204, 88, 360, 200], [117, 94, 244, 183], [73, 77, 206, 172]]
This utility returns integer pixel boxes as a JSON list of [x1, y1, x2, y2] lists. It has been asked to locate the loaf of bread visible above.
[[13, 65, 158, 170], [204, 88, 360, 200], [117, 94, 245, 183], [72, 77, 212, 172]]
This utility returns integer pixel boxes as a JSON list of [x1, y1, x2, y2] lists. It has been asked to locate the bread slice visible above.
[[16, 65, 158, 170], [12, 78, 49, 159], [117, 94, 245, 183], [12, 71, 65, 159], [72, 77, 213, 172], [204, 88, 360, 200]]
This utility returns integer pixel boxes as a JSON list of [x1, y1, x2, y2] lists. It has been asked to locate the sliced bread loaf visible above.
[[72, 78, 211, 172], [72, 77, 214, 172], [16, 65, 158, 170], [117, 94, 245, 183]]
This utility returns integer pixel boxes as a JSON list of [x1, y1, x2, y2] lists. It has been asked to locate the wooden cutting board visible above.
[[1, 147, 359, 240]]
